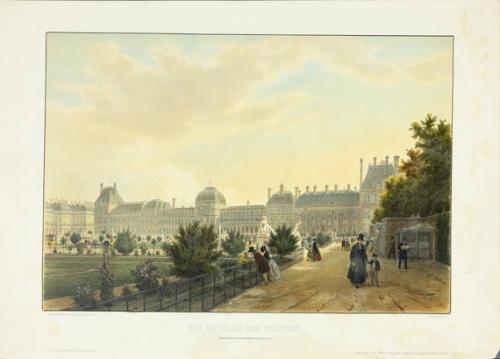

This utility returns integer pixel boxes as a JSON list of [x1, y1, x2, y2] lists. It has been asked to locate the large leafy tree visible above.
[[221, 230, 246, 257], [410, 114, 451, 215], [373, 114, 451, 222], [268, 225, 299, 255], [114, 229, 138, 256], [166, 222, 222, 277]]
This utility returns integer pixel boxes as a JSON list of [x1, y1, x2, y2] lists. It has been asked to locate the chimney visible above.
[[325, 185, 329, 192], [172, 198, 176, 209], [347, 183, 351, 191], [393, 155, 400, 173], [100, 183, 103, 194], [267, 188, 271, 200], [294, 186, 299, 199], [313, 185, 317, 192], [306, 186, 310, 193], [334, 184, 338, 191], [385, 155, 389, 164], [113, 182, 117, 191], [279, 184, 284, 193], [373, 157, 377, 165], [359, 158, 363, 189], [246, 200, 250, 206]]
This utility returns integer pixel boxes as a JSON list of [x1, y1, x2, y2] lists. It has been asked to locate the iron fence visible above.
[[83, 248, 304, 312]]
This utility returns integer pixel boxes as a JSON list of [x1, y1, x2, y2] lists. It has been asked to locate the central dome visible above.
[[195, 186, 226, 206]]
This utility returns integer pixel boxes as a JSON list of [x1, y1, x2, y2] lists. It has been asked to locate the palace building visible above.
[[89, 155, 399, 240]]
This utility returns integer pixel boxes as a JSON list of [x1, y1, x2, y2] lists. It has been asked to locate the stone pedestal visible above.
[[255, 233, 269, 250]]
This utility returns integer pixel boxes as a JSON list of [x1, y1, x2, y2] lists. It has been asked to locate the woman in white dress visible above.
[[260, 245, 281, 281]]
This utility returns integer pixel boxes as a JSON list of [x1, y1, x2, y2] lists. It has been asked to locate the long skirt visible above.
[[268, 259, 281, 281], [347, 258, 367, 285]]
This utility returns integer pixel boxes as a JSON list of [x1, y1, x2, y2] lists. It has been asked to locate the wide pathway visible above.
[[214, 243, 450, 313]]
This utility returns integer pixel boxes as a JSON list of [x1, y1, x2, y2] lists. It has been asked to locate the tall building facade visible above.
[[43, 200, 94, 241], [89, 155, 399, 240]]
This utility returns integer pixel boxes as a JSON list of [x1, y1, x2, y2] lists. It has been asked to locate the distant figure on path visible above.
[[341, 238, 350, 251], [367, 253, 381, 288], [387, 236, 396, 259], [398, 242, 410, 269], [249, 246, 270, 284], [312, 241, 322, 261], [347, 234, 368, 288], [261, 245, 281, 281], [306, 246, 313, 261]]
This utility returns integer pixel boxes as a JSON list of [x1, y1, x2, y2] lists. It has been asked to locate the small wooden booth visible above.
[[396, 222, 435, 260]]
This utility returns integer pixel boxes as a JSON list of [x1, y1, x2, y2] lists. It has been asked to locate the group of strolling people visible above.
[[248, 233, 410, 289], [248, 245, 281, 284]]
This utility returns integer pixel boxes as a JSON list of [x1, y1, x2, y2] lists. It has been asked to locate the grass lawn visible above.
[[43, 255, 172, 300]]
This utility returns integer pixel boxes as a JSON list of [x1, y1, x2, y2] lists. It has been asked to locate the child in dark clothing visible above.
[[367, 253, 381, 287]]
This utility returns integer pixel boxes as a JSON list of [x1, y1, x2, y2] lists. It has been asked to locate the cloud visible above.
[[45, 35, 452, 202]]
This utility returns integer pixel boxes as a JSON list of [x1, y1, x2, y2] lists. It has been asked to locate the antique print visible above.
[[43, 33, 452, 313]]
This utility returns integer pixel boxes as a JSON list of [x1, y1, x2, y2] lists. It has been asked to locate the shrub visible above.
[[130, 259, 160, 291], [315, 233, 332, 247], [155, 250, 161, 256], [134, 250, 139, 257], [74, 285, 96, 308], [114, 230, 138, 256], [167, 222, 222, 277], [122, 284, 133, 296], [435, 212, 451, 265], [99, 262, 115, 302], [221, 230, 246, 257], [140, 243, 147, 256], [268, 224, 299, 255], [70, 232, 81, 244]]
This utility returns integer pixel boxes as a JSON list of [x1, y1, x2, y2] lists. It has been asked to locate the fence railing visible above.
[[83, 248, 304, 312]]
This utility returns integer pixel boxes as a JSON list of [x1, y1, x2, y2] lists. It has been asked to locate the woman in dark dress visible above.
[[347, 234, 368, 288], [312, 241, 322, 261], [249, 246, 270, 284]]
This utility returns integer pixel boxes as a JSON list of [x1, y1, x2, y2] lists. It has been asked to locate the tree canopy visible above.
[[373, 114, 451, 222], [221, 230, 246, 257], [166, 222, 222, 277], [268, 224, 299, 255], [114, 229, 138, 256]]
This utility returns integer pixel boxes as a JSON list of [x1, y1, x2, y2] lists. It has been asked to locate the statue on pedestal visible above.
[[256, 215, 275, 249]]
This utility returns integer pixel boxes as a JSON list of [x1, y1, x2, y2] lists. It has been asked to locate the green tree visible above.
[[373, 114, 451, 222], [410, 114, 451, 216], [70, 232, 81, 244], [435, 212, 451, 265], [140, 242, 148, 256], [268, 224, 299, 255], [114, 229, 137, 256], [166, 222, 221, 277], [221, 230, 246, 257], [315, 232, 332, 246], [99, 263, 115, 301]]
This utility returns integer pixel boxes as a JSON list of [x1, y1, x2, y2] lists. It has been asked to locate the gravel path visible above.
[[214, 243, 450, 313]]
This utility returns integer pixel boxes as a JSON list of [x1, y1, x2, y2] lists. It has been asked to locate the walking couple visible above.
[[249, 245, 281, 284]]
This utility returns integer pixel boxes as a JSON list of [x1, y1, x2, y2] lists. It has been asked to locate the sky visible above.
[[45, 34, 453, 207]]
